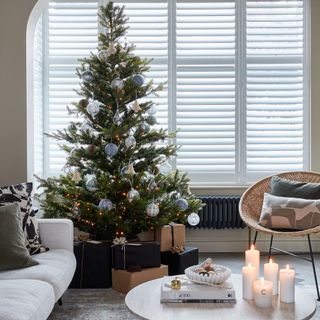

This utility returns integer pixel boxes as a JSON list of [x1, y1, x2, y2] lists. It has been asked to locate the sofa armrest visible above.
[[38, 219, 74, 252]]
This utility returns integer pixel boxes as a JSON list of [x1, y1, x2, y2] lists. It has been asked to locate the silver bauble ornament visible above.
[[105, 143, 118, 157], [127, 188, 140, 203], [113, 109, 122, 125], [147, 105, 157, 115], [148, 180, 157, 191], [98, 199, 113, 211], [169, 191, 181, 200], [111, 78, 124, 90], [120, 166, 128, 176], [125, 135, 136, 149], [187, 212, 200, 226], [81, 70, 93, 82], [86, 100, 100, 117], [159, 162, 172, 175], [140, 122, 150, 133], [146, 202, 159, 217], [146, 115, 157, 125], [97, 50, 109, 63], [132, 74, 145, 86], [86, 176, 98, 191], [175, 198, 189, 211]]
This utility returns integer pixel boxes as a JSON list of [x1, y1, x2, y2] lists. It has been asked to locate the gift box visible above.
[[160, 247, 199, 276], [155, 223, 185, 252], [112, 264, 168, 294], [69, 240, 112, 288], [112, 241, 161, 270]]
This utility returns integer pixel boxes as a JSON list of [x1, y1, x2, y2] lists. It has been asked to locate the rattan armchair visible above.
[[239, 171, 320, 300]]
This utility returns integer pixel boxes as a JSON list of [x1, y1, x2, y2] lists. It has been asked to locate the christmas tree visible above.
[[37, 2, 202, 240]]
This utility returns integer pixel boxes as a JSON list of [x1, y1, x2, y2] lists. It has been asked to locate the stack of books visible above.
[[160, 276, 236, 303]]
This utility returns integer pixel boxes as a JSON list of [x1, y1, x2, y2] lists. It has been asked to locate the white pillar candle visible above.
[[245, 244, 260, 279], [253, 278, 273, 308], [264, 258, 279, 295], [242, 263, 256, 300], [279, 264, 295, 303]]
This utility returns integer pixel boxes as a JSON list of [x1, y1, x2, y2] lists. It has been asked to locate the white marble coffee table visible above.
[[125, 274, 316, 320]]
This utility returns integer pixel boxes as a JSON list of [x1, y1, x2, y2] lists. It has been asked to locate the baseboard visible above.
[[185, 228, 320, 253]]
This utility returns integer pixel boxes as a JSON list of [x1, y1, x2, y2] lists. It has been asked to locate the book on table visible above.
[[160, 276, 236, 303]]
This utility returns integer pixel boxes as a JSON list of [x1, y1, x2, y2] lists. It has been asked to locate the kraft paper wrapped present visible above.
[[155, 224, 185, 252], [112, 264, 168, 294]]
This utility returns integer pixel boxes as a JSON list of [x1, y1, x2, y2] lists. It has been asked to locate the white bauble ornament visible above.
[[111, 78, 124, 90], [80, 121, 93, 133], [131, 100, 141, 113], [187, 212, 200, 226], [81, 70, 93, 82], [97, 50, 109, 63], [86, 100, 100, 117], [132, 74, 145, 87], [175, 198, 189, 211], [104, 143, 118, 158], [159, 162, 172, 175], [125, 135, 136, 149], [146, 202, 159, 217], [113, 109, 122, 125], [148, 180, 157, 191], [127, 188, 140, 202], [147, 105, 157, 115], [98, 199, 113, 211], [86, 176, 98, 191], [146, 115, 157, 125]]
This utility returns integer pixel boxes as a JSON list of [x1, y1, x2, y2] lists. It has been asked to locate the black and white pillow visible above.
[[0, 182, 48, 255]]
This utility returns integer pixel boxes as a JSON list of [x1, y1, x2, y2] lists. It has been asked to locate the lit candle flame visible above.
[[251, 244, 255, 250], [286, 264, 290, 270], [269, 258, 273, 264]]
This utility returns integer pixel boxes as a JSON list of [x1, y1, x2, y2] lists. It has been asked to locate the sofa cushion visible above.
[[0, 203, 38, 271], [0, 249, 76, 301], [0, 279, 54, 320], [0, 182, 48, 255]]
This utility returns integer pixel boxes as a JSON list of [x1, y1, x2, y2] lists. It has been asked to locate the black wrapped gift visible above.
[[160, 247, 199, 276], [112, 242, 161, 270], [69, 241, 112, 288]]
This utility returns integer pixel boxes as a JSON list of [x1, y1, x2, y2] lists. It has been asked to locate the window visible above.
[[32, 0, 309, 186]]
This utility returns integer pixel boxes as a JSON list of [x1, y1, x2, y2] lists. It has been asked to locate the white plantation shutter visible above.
[[176, 1, 236, 183], [246, 0, 308, 181], [46, 1, 99, 176], [34, 0, 309, 185]]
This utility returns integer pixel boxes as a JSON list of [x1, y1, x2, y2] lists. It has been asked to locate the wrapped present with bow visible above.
[[155, 223, 185, 252], [112, 241, 161, 270]]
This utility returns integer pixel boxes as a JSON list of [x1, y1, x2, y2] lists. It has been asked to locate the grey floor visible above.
[[49, 253, 320, 320]]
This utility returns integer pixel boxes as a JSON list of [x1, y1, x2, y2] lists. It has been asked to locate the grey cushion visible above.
[[270, 176, 320, 199], [0, 203, 38, 270], [259, 193, 320, 230]]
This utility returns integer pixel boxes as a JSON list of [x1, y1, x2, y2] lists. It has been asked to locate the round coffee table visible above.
[[125, 274, 317, 320]]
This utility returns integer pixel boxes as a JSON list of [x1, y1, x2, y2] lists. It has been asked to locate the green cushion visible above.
[[270, 176, 320, 199], [0, 203, 38, 271]]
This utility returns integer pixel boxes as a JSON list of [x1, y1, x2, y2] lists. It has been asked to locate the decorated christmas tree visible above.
[[37, 2, 202, 240]]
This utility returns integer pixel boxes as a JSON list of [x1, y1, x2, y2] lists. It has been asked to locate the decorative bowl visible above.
[[184, 264, 232, 285]]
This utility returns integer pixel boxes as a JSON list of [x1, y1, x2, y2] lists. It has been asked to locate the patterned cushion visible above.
[[259, 193, 320, 230], [0, 183, 48, 255]]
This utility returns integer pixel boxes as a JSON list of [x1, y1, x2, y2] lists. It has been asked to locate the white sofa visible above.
[[0, 219, 76, 320]]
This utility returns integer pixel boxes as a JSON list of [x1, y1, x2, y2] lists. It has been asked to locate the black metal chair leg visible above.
[[58, 298, 63, 306], [253, 231, 258, 245], [307, 235, 320, 301], [267, 235, 274, 261]]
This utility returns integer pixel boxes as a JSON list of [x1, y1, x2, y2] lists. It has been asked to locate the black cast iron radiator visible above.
[[189, 196, 244, 229]]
